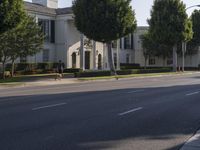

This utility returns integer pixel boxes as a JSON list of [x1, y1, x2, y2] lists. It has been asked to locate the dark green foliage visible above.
[[74, 68, 172, 78], [148, 0, 192, 46], [0, 15, 44, 77], [187, 10, 200, 55], [0, 0, 26, 34], [73, 0, 137, 74], [116, 69, 139, 75], [63, 68, 82, 73], [148, 0, 193, 71], [73, 0, 136, 43], [75, 70, 111, 77], [120, 63, 140, 69]]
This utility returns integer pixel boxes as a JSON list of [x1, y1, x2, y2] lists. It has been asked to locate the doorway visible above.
[[85, 51, 90, 69]]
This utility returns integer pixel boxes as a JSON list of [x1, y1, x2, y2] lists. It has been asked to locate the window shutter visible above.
[[50, 20, 55, 43]]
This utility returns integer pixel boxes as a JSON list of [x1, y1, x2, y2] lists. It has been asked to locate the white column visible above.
[[103, 43, 108, 70], [182, 42, 185, 72], [173, 45, 177, 72], [80, 34, 85, 70], [92, 40, 97, 70], [116, 39, 121, 70]]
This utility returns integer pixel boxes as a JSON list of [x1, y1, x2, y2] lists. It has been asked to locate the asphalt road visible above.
[[0, 73, 200, 150]]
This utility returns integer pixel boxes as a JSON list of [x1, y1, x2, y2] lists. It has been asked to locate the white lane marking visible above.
[[118, 107, 143, 116], [32, 103, 67, 111], [127, 90, 145, 94], [186, 91, 200, 96]]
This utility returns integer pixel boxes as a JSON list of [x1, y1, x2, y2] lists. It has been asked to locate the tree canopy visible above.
[[0, 0, 26, 34], [187, 10, 200, 55], [0, 16, 44, 78], [73, 0, 136, 43], [148, 0, 193, 71], [73, 0, 137, 73]]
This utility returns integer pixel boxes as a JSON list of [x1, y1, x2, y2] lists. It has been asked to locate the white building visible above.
[[22, 0, 200, 70]]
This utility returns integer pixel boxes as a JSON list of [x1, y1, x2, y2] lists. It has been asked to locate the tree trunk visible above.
[[107, 42, 116, 75], [11, 60, 15, 77], [144, 57, 147, 70], [2, 61, 5, 80], [163, 57, 166, 67], [173, 44, 178, 72]]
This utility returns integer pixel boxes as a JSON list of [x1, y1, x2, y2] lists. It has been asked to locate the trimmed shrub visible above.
[[75, 70, 111, 77], [16, 63, 37, 71], [138, 68, 172, 73], [64, 68, 82, 73], [120, 63, 141, 69], [37, 63, 55, 70], [0, 71, 11, 78], [184, 67, 199, 71], [116, 69, 140, 75]]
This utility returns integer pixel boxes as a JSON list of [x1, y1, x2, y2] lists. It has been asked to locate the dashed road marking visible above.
[[126, 90, 145, 94], [32, 103, 67, 111], [118, 107, 143, 116]]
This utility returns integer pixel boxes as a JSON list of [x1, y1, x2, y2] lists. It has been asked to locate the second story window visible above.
[[126, 54, 130, 63], [149, 58, 156, 65], [38, 19, 50, 42], [43, 49, 49, 62], [124, 35, 131, 49], [112, 40, 117, 48]]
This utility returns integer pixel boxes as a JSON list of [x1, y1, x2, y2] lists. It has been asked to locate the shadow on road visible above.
[[0, 84, 200, 150]]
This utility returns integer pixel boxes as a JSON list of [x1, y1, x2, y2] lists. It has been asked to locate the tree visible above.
[[0, 0, 25, 34], [141, 32, 172, 68], [148, 0, 193, 71], [9, 16, 45, 77], [140, 33, 155, 69], [0, 16, 44, 78], [187, 10, 200, 55], [0, 0, 26, 78], [73, 0, 137, 74]]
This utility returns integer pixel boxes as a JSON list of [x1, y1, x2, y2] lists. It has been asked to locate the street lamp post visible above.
[[182, 5, 200, 72]]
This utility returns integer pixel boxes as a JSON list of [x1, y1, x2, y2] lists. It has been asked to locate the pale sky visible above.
[[25, 0, 200, 26]]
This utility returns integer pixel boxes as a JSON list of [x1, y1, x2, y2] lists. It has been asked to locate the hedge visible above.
[[120, 63, 141, 69], [64, 68, 82, 73], [75, 70, 111, 77], [0, 71, 11, 78], [75, 68, 172, 78], [5, 62, 59, 72]]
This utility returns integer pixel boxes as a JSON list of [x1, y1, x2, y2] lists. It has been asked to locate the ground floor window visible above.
[[114, 53, 117, 64], [149, 58, 156, 65], [43, 49, 49, 62], [20, 56, 27, 63], [167, 59, 173, 65], [126, 54, 130, 64], [98, 54, 102, 70], [72, 52, 76, 68]]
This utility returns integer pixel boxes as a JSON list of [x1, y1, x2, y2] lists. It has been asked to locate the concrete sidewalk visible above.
[[181, 130, 200, 150], [0, 78, 80, 89]]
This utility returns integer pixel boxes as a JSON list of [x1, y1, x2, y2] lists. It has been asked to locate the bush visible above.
[[138, 68, 172, 73], [120, 63, 141, 69], [16, 63, 37, 71], [75, 70, 111, 77], [116, 69, 140, 75], [37, 63, 54, 70], [0, 71, 11, 78], [184, 67, 199, 71], [64, 68, 82, 73]]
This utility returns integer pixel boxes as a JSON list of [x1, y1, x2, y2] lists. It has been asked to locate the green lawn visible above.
[[78, 72, 190, 81], [0, 73, 73, 85]]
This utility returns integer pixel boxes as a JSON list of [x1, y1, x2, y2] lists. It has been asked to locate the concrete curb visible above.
[[180, 130, 200, 150], [78, 72, 200, 82], [0, 71, 199, 89]]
